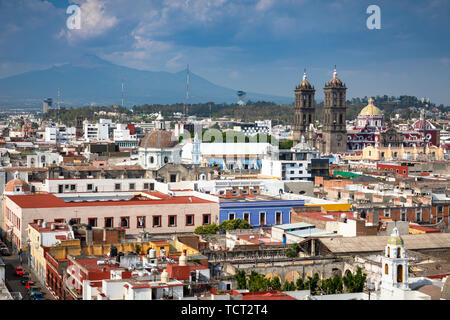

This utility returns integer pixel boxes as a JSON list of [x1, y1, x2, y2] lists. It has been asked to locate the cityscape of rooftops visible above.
[[0, 0, 449, 312]]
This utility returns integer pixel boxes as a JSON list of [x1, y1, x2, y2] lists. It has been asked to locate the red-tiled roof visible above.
[[167, 264, 208, 281], [241, 290, 297, 300], [7, 191, 214, 209]]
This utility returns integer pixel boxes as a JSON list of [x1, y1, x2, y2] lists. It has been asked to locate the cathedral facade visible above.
[[293, 68, 347, 154], [293, 70, 440, 154]]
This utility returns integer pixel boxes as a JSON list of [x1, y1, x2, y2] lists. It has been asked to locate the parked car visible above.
[[25, 281, 35, 289], [31, 292, 45, 300], [15, 266, 25, 276], [0, 247, 10, 256], [28, 286, 40, 295]]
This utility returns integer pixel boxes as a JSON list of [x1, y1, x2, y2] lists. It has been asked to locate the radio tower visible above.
[[57, 88, 61, 110], [185, 64, 190, 118], [121, 80, 124, 108]]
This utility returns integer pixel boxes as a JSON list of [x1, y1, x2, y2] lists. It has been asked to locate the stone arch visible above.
[[285, 271, 301, 283], [331, 268, 342, 277], [265, 272, 280, 280], [344, 269, 352, 277]]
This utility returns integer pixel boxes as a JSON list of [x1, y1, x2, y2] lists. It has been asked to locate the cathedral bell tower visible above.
[[293, 70, 316, 145], [322, 67, 347, 153]]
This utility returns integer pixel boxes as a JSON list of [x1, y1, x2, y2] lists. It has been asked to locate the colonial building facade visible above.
[[293, 68, 347, 154]]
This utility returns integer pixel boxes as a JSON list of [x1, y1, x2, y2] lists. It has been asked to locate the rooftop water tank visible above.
[[161, 269, 169, 283]]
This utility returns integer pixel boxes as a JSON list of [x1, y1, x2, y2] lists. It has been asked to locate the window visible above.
[[229, 213, 235, 221], [164, 157, 169, 164], [275, 212, 282, 225], [129, 183, 135, 190], [397, 248, 401, 258], [385, 264, 388, 275], [70, 218, 80, 224], [54, 219, 64, 223], [65, 184, 69, 190], [70, 185, 76, 191], [168, 215, 177, 227], [437, 205, 443, 214], [186, 215, 194, 226], [121, 217, 129, 228], [88, 218, 97, 227], [243, 212, 250, 223], [401, 212, 406, 221], [143, 183, 149, 190], [437, 216, 443, 223], [203, 214, 211, 225], [137, 216, 146, 228], [259, 212, 266, 225], [170, 174, 177, 182], [149, 183, 155, 191], [87, 184, 93, 191], [115, 183, 121, 191], [104, 217, 114, 228], [152, 216, 161, 228]]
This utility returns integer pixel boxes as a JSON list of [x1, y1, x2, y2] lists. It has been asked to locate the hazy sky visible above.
[[0, 0, 449, 104]]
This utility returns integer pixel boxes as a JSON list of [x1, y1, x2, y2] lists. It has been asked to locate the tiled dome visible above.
[[140, 130, 179, 149]]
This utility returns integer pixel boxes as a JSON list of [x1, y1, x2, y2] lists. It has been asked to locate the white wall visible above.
[[44, 178, 158, 194]]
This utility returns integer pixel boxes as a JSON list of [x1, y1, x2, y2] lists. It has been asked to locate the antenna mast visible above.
[[185, 64, 190, 118]]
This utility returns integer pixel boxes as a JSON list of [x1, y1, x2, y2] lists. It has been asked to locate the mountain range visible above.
[[0, 54, 292, 109]]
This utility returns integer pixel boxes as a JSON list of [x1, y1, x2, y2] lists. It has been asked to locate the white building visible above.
[[113, 124, 137, 141], [84, 119, 115, 142], [44, 125, 76, 144], [261, 137, 322, 181], [27, 151, 61, 168]]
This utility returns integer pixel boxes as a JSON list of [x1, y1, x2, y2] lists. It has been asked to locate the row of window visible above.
[[6, 207, 21, 230], [56, 214, 212, 229], [58, 182, 155, 192], [227, 211, 283, 225]]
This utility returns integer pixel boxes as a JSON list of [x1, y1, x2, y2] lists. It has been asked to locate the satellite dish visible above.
[[237, 90, 246, 106]]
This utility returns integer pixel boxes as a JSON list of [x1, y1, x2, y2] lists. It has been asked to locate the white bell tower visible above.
[[380, 227, 409, 296]]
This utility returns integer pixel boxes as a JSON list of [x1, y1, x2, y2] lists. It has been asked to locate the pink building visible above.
[[2, 186, 219, 251]]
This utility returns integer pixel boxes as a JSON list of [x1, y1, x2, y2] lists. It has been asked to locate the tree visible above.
[[342, 267, 367, 293], [282, 280, 297, 291], [286, 242, 300, 258], [219, 218, 252, 231], [296, 277, 305, 290], [234, 270, 247, 290], [304, 273, 320, 295], [194, 224, 219, 235], [271, 276, 282, 291]]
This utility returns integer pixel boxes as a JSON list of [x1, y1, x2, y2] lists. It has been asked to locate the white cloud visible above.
[[255, 0, 275, 11], [66, 0, 118, 43]]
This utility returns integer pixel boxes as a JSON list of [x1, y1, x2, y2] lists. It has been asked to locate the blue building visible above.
[[219, 197, 305, 227]]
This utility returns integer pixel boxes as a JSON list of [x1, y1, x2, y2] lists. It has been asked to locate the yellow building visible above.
[[27, 222, 74, 285], [361, 145, 444, 161]]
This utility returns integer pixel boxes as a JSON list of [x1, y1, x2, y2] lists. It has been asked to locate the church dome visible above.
[[298, 71, 312, 89], [140, 130, 179, 149], [327, 68, 343, 86], [5, 178, 30, 193], [387, 227, 404, 246], [359, 98, 382, 116]]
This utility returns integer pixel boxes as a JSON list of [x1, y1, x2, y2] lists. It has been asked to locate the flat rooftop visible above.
[[272, 222, 315, 231], [7, 191, 215, 209]]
